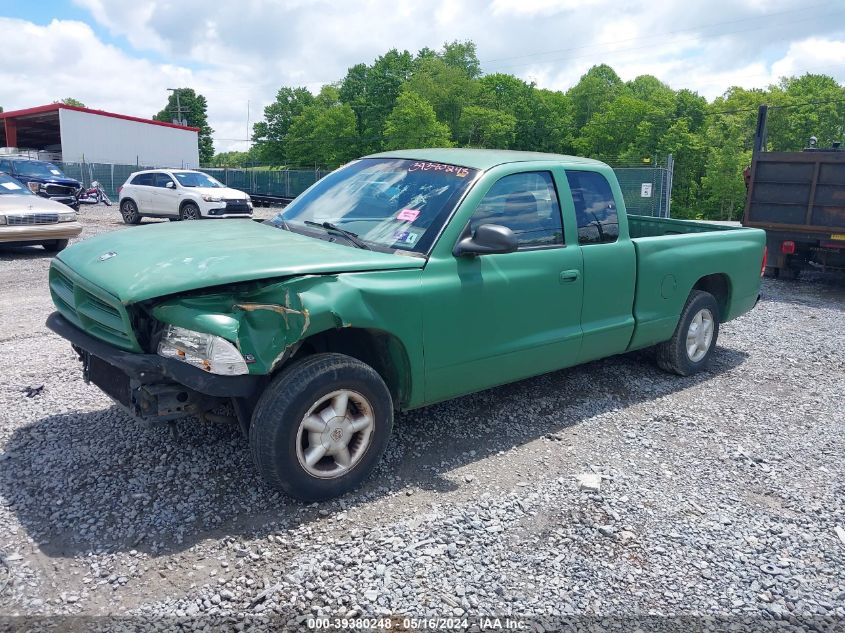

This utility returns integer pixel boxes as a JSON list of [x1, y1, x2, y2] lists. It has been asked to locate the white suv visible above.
[[117, 169, 253, 224]]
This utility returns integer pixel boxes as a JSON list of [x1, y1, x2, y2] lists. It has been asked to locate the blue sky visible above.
[[1, 0, 843, 153]]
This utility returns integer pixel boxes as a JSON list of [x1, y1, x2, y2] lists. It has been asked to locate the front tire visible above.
[[180, 202, 201, 220], [655, 290, 720, 376], [249, 353, 393, 501], [42, 239, 69, 253], [120, 199, 141, 225]]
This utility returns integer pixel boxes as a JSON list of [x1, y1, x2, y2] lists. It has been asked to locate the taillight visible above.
[[781, 240, 796, 255], [761, 246, 768, 277], [117, 185, 123, 195]]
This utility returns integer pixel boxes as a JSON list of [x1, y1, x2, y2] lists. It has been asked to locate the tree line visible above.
[[210, 41, 844, 220]]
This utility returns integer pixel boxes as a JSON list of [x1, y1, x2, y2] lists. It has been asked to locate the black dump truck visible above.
[[743, 105, 845, 279]]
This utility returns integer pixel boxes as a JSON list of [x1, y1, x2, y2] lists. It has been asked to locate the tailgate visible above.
[[744, 152, 845, 233]]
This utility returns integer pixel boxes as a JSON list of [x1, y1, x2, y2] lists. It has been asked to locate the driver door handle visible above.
[[559, 269, 580, 283]]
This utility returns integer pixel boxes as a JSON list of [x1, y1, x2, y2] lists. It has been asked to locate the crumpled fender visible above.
[[150, 270, 425, 404]]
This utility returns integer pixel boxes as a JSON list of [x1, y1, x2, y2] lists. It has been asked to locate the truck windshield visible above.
[[266, 158, 478, 253], [173, 172, 223, 188], [0, 173, 32, 195], [13, 161, 67, 179]]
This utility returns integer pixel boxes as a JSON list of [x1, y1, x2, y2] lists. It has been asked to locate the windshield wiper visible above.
[[272, 217, 293, 231], [303, 220, 371, 250]]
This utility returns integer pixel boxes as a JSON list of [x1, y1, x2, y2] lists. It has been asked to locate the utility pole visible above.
[[166, 88, 189, 126]]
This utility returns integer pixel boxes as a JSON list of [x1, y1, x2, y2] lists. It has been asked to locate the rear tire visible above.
[[120, 199, 141, 225], [655, 290, 720, 376], [249, 353, 393, 501], [42, 239, 69, 253]]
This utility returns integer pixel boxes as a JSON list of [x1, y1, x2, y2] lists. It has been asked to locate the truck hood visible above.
[[55, 220, 423, 304]]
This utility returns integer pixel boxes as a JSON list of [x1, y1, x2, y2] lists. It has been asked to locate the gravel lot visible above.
[[1, 205, 844, 631]]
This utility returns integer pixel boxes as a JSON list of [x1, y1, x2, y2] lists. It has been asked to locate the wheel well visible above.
[[289, 328, 411, 408], [692, 273, 730, 318], [180, 199, 199, 211]]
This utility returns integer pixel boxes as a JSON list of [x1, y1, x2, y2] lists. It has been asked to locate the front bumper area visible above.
[[201, 197, 253, 218], [47, 312, 262, 420], [0, 221, 82, 244]]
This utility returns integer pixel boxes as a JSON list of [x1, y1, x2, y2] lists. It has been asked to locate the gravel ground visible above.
[[0, 205, 844, 631]]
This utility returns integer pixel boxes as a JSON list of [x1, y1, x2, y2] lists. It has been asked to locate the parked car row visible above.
[[0, 156, 82, 207], [0, 162, 254, 254]]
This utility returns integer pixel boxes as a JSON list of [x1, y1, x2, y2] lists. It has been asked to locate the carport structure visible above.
[[0, 103, 200, 167], [0, 104, 63, 150]]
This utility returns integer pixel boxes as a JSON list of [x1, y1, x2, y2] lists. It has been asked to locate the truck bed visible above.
[[628, 215, 743, 238], [626, 215, 766, 351]]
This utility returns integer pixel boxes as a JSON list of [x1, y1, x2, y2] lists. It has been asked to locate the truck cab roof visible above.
[[366, 148, 609, 171]]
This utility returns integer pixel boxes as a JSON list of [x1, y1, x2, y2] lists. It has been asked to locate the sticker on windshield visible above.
[[1, 182, 22, 190], [50, 169, 62, 175], [393, 230, 419, 245], [408, 161, 470, 177], [397, 208, 420, 222]]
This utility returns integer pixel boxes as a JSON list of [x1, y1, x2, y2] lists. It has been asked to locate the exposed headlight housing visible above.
[[201, 194, 223, 202], [26, 182, 41, 194], [57, 211, 77, 223], [157, 325, 248, 376]]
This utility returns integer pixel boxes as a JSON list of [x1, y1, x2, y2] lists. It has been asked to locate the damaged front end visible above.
[[47, 276, 322, 428]]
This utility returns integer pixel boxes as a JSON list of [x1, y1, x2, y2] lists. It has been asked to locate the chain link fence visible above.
[[55, 158, 673, 217], [609, 158, 673, 218]]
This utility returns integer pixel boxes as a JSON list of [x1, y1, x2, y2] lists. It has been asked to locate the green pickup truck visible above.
[[47, 149, 766, 500]]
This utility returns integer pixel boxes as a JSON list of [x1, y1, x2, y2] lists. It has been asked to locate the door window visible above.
[[468, 171, 564, 248], [154, 173, 175, 188], [565, 170, 619, 245], [0, 160, 11, 174], [131, 173, 154, 186]]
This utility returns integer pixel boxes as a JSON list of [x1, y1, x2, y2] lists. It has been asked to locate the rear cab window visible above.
[[566, 170, 619, 245]]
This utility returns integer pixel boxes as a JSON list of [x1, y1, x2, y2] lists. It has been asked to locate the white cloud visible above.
[[770, 37, 845, 80], [1, 2, 843, 154], [490, 0, 602, 16]]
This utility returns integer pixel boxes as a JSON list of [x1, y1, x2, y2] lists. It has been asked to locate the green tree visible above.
[[575, 95, 656, 160], [405, 56, 479, 140], [476, 74, 553, 150], [153, 88, 214, 164], [699, 87, 765, 219], [567, 64, 626, 130], [284, 86, 359, 168], [383, 91, 452, 150], [339, 49, 415, 153], [209, 151, 251, 167], [252, 87, 316, 165], [56, 98, 86, 107], [537, 89, 575, 154], [441, 40, 481, 79], [768, 74, 845, 150], [459, 106, 516, 148]]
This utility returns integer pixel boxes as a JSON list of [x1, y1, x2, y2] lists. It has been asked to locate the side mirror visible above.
[[453, 223, 518, 257], [166, 181, 175, 189]]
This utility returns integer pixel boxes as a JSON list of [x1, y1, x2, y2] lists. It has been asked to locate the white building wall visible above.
[[58, 108, 200, 167]]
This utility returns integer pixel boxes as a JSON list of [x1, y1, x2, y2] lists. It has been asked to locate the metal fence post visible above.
[[665, 154, 674, 218]]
